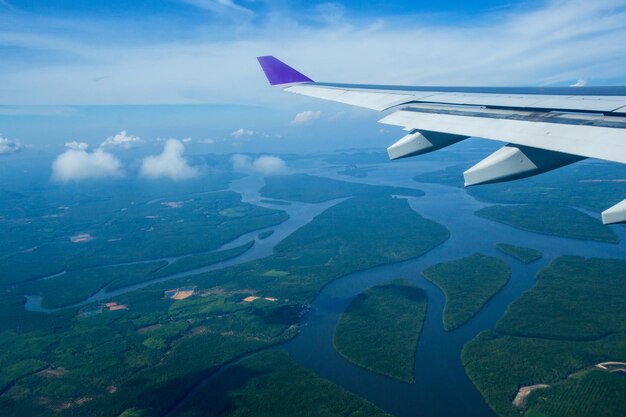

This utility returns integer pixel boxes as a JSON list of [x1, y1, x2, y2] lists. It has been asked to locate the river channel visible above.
[[24, 157, 626, 417]]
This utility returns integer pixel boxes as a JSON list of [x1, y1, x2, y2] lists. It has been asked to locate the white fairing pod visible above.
[[387, 130, 467, 160], [463, 144, 584, 187], [602, 199, 626, 225]]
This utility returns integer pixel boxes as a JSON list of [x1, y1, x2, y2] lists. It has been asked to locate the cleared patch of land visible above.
[[333, 280, 427, 383], [463, 256, 626, 417], [172, 351, 391, 417], [476, 204, 618, 243], [423, 253, 510, 331], [496, 243, 542, 263], [260, 174, 424, 203]]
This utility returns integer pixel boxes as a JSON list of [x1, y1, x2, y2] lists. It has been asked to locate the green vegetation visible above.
[[526, 369, 626, 417], [423, 254, 510, 331], [150, 241, 255, 281], [497, 256, 626, 340], [463, 332, 626, 417], [0, 190, 448, 416], [476, 204, 618, 243], [260, 174, 424, 203], [257, 230, 274, 240], [18, 242, 254, 309], [496, 243, 542, 263], [338, 165, 375, 178], [462, 256, 626, 417], [173, 351, 391, 417], [333, 280, 427, 382], [415, 162, 626, 214], [1, 190, 287, 286]]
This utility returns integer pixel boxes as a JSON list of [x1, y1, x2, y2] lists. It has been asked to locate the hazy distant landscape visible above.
[[1, 147, 625, 417]]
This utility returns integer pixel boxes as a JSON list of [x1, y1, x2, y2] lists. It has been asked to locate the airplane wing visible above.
[[257, 56, 626, 225]]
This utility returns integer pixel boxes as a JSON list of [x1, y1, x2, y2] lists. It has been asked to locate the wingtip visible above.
[[257, 56, 313, 86]]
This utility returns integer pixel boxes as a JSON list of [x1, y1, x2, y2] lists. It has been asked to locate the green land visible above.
[[173, 351, 391, 417], [525, 369, 626, 417], [423, 254, 510, 331], [415, 162, 624, 243], [257, 230, 274, 240], [496, 243, 542, 263], [476, 205, 618, 243], [462, 256, 626, 417], [0, 175, 448, 416], [338, 165, 375, 178], [333, 280, 427, 383], [260, 174, 424, 203], [1, 189, 287, 286], [497, 256, 626, 340]]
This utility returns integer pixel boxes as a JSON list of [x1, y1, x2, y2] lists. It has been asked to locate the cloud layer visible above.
[[140, 139, 199, 180], [0, 135, 22, 155], [230, 154, 287, 175], [2, 1, 626, 105], [52, 143, 123, 182]]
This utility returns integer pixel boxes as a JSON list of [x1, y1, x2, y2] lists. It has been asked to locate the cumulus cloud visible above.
[[231, 128, 255, 138], [230, 154, 287, 175], [100, 130, 143, 149], [291, 110, 321, 125], [0, 135, 23, 155], [64, 141, 89, 151], [52, 145, 123, 182], [140, 139, 199, 180]]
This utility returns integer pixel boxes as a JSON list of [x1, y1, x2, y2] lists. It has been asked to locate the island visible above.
[[475, 204, 618, 244], [260, 174, 424, 203], [333, 280, 427, 382], [462, 256, 626, 417], [423, 253, 510, 331], [495, 243, 542, 263]]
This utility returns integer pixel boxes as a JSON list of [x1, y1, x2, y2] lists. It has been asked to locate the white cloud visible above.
[[571, 79, 588, 87], [230, 154, 287, 175], [291, 110, 321, 125], [181, 0, 254, 17], [0, 135, 23, 155], [1, 1, 626, 105], [140, 139, 199, 180], [182, 137, 193, 143], [65, 141, 89, 151], [198, 138, 215, 144], [52, 148, 123, 182], [231, 128, 255, 138], [100, 130, 143, 149]]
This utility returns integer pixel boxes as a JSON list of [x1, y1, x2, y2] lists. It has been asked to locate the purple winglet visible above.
[[257, 56, 313, 86]]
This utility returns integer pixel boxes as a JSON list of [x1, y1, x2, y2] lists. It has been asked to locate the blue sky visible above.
[[1, 0, 626, 167]]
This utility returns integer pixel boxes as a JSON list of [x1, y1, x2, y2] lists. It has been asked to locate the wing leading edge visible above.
[[256, 56, 626, 224]]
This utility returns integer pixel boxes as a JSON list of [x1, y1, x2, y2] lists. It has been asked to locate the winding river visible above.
[[24, 157, 626, 417]]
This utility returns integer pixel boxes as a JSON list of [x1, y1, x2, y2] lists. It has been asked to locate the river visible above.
[[24, 156, 626, 417]]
